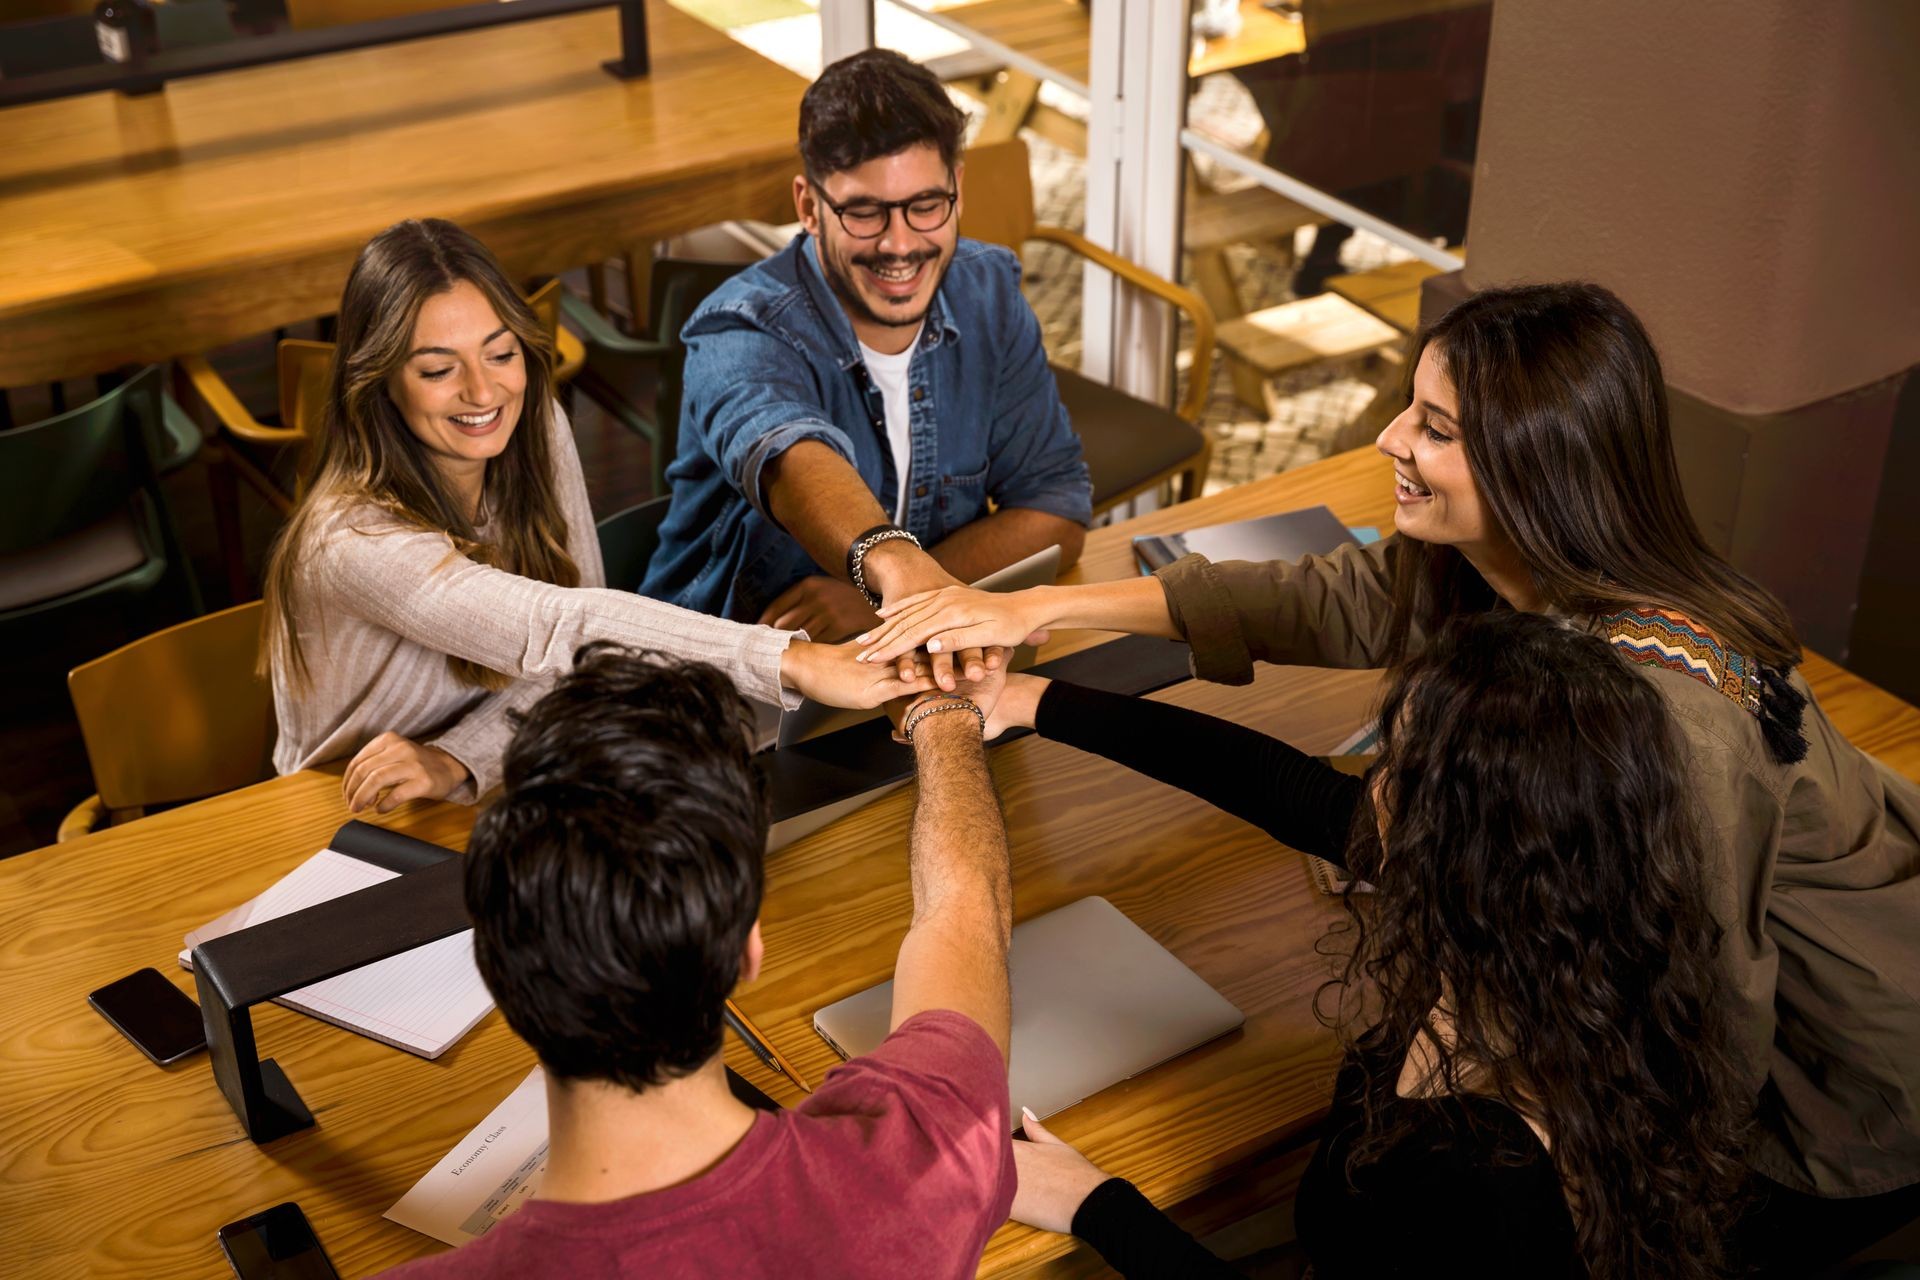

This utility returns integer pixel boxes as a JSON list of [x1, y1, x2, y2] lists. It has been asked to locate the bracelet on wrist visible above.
[[846, 524, 921, 608], [902, 695, 985, 744]]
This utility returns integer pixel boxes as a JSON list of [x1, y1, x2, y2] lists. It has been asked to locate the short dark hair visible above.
[[799, 48, 967, 181], [464, 643, 768, 1091]]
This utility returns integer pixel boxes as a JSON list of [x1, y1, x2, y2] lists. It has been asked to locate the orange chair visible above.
[[173, 279, 586, 599], [60, 601, 276, 840], [960, 138, 1216, 512]]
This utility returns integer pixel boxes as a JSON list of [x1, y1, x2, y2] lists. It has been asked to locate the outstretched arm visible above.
[[991, 674, 1365, 868], [887, 702, 1014, 1060]]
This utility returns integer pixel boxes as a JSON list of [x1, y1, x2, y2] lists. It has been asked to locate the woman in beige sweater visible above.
[[858, 282, 1920, 1267], [263, 218, 929, 813]]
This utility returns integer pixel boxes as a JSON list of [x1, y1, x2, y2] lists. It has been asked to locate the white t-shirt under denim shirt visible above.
[[858, 334, 918, 522]]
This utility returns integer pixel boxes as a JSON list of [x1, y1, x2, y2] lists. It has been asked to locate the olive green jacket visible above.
[[1157, 538, 1920, 1197]]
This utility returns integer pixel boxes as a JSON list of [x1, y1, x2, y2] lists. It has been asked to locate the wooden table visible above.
[[939, 0, 1303, 150], [6, 447, 1918, 1279], [0, 0, 806, 387], [1325, 250, 1460, 335]]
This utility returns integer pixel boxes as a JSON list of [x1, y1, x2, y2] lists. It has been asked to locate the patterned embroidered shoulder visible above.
[[1600, 607, 1762, 718]]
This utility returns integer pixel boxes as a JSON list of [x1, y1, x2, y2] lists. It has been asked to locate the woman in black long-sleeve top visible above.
[[981, 612, 1752, 1280]]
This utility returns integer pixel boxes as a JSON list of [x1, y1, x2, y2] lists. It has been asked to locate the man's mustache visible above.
[[851, 248, 942, 271]]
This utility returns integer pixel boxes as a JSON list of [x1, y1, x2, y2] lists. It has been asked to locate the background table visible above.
[[4, 447, 1916, 1278], [0, 0, 806, 387]]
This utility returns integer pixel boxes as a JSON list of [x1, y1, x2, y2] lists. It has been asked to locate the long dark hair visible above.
[[1333, 612, 1749, 1278], [1384, 282, 1799, 674], [263, 218, 576, 690]]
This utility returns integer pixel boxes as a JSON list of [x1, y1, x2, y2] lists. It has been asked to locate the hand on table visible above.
[[757, 575, 881, 643], [342, 732, 470, 814], [781, 638, 936, 709], [1011, 1108, 1113, 1235], [856, 585, 1051, 686]]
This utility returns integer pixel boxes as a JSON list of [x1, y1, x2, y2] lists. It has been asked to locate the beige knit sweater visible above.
[[270, 403, 798, 801]]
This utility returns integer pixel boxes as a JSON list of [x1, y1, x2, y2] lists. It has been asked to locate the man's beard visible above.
[[819, 241, 948, 331]]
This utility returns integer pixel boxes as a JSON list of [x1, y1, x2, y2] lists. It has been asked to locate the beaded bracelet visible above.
[[847, 524, 921, 608], [902, 695, 985, 744]]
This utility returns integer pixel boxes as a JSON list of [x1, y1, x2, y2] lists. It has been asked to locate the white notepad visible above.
[[180, 848, 493, 1059]]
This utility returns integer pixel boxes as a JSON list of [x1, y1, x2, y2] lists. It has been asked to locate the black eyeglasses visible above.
[[812, 182, 958, 239]]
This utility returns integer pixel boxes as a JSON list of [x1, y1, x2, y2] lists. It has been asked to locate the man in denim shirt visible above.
[[641, 50, 1090, 680]]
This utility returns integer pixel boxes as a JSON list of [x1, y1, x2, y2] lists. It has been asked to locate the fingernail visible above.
[[856, 633, 870, 643], [854, 651, 868, 662], [1021, 1106, 1037, 1123], [928, 640, 942, 652]]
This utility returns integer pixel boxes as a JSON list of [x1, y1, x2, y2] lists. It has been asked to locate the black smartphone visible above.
[[87, 967, 206, 1065], [218, 1203, 341, 1280]]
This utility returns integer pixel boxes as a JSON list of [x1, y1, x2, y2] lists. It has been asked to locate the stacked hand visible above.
[[856, 585, 1051, 688], [781, 637, 937, 709], [886, 663, 1015, 743]]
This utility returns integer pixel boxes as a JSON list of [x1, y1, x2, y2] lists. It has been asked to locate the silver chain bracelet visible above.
[[848, 526, 922, 608], [902, 695, 985, 743]]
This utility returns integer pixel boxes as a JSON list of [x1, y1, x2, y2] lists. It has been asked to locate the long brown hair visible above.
[[1384, 282, 1799, 673], [262, 218, 577, 690], [1334, 612, 1750, 1278]]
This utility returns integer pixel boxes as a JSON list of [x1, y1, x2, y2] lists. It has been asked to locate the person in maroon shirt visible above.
[[381, 642, 1015, 1280]]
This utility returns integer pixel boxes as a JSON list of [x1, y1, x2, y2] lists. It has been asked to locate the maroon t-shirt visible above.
[[381, 1011, 1015, 1279]]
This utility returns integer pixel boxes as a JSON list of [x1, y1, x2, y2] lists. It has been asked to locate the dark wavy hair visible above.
[[1331, 612, 1749, 1278], [465, 644, 768, 1091], [1385, 282, 1799, 674], [799, 47, 967, 180]]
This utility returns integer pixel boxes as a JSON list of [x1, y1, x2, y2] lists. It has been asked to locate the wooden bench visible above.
[[1214, 291, 1403, 412]]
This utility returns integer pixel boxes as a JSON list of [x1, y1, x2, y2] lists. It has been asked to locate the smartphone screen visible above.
[[218, 1203, 340, 1280], [87, 967, 206, 1066]]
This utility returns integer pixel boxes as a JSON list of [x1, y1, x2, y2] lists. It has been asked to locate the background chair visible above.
[[595, 494, 673, 594], [174, 280, 586, 600], [561, 259, 747, 500], [959, 137, 1216, 513], [59, 600, 275, 840], [0, 364, 202, 625]]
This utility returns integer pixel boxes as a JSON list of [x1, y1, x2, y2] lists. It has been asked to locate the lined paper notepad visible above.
[[181, 849, 493, 1059]]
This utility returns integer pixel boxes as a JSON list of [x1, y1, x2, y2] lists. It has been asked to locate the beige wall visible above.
[[1463, 0, 1920, 416]]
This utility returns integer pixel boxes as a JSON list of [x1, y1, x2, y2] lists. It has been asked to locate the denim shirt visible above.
[[639, 232, 1092, 622]]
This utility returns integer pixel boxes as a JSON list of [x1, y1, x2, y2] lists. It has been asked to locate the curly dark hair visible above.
[[1330, 612, 1750, 1278], [465, 643, 768, 1092]]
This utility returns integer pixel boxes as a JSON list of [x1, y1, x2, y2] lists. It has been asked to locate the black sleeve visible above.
[[1033, 679, 1365, 869], [1070, 1178, 1246, 1280]]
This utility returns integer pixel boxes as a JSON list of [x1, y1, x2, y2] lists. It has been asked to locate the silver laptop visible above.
[[761, 544, 1062, 853], [812, 896, 1245, 1128]]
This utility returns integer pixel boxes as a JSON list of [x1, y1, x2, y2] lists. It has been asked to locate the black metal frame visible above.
[[190, 852, 468, 1143], [0, 0, 649, 109]]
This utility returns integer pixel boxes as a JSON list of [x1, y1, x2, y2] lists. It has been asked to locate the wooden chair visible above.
[[174, 280, 586, 601], [561, 258, 749, 501], [59, 601, 275, 840], [961, 137, 1217, 511]]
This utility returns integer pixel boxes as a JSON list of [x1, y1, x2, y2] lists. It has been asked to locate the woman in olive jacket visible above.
[[858, 282, 1920, 1254]]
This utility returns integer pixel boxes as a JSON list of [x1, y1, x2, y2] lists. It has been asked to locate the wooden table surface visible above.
[[941, 0, 1303, 88], [0, 0, 806, 387], [6, 446, 1918, 1279], [1325, 253, 1457, 334]]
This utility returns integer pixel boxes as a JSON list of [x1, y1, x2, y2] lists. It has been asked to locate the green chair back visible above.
[[0, 366, 201, 618], [596, 496, 674, 594]]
